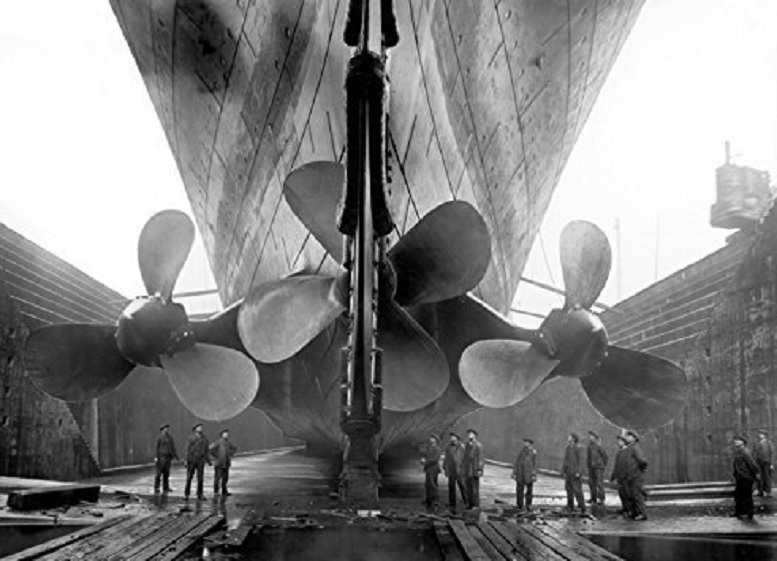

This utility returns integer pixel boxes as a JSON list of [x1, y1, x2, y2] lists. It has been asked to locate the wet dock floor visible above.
[[2, 448, 777, 559]]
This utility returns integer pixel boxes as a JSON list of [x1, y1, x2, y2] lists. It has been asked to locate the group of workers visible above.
[[421, 427, 650, 519], [421, 429, 484, 511], [559, 429, 649, 520], [153, 423, 238, 500], [422, 426, 774, 522]]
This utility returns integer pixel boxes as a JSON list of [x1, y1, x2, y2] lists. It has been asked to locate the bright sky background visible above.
[[1, 0, 776, 321]]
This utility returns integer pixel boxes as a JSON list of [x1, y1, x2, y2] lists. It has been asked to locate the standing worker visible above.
[[154, 423, 178, 493], [753, 429, 773, 498], [462, 429, 484, 509], [610, 433, 630, 517], [623, 430, 649, 521], [443, 432, 466, 511], [209, 429, 238, 497], [512, 437, 537, 511], [561, 433, 586, 514], [732, 435, 760, 520], [587, 430, 608, 505], [421, 435, 442, 511], [184, 423, 210, 501]]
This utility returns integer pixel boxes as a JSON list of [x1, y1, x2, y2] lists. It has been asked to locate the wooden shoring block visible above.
[[110, 513, 207, 560], [7, 484, 101, 511], [476, 522, 524, 560], [62, 513, 172, 559], [3, 515, 132, 561], [433, 522, 465, 561], [448, 519, 492, 561], [468, 524, 509, 560], [520, 524, 589, 561], [153, 514, 226, 561], [490, 521, 559, 561], [536, 524, 624, 561]]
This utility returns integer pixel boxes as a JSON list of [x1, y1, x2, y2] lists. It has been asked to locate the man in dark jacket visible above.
[[610, 433, 630, 516], [154, 423, 178, 493], [462, 429, 484, 509], [209, 429, 237, 496], [753, 430, 773, 498], [443, 432, 466, 510], [562, 433, 586, 514], [422, 435, 442, 511], [733, 435, 761, 519], [512, 437, 537, 511], [587, 430, 608, 505], [184, 423, 210, 500], [623, 430, 649, 521]]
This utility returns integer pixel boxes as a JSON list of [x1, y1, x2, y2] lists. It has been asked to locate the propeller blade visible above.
[[138, 210, 195, 300], [237, 274, 346, 363], [23, 324, 134, 401], [580, 345, 688, 430], [459, 339, 559, 408], [284, 161, 345, 262], [559, 220, 611, 309], [379, 300, 450, 412], [389, 201, 491, 306], [162, 343, 259, 421]]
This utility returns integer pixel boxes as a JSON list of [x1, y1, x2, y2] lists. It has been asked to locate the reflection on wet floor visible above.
[[588, 533, 777, 561], [233, 526, 442, 561]]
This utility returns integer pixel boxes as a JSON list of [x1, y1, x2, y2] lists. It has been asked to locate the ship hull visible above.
[[111, 0, 644, 454]]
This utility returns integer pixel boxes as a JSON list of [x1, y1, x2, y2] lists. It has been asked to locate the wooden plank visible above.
[[3, 515, 132, 561], [521, 524, 588, 561], [537, 525, 624, 561], [468, 524, 509, 560], [476, 522, 524, 561], [448, 519, 492, 561], [433, 522, 465, 561], [154, 514, 226, 561], [7, 484, 101, 511], [58, 513, 171, 559], [114, 513, 206, 560], [491, 521, 560, 561]]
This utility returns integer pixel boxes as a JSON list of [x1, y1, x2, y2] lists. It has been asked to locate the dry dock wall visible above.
[[0, 223, 293, 481]]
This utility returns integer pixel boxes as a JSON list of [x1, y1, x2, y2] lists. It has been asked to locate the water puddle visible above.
[[587, 532, 777, 561], [189, 525, 442, 560], [0, 524, 83, 557]]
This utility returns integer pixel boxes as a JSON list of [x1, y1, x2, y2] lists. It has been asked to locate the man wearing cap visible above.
[[561, 433, 586, 514], [154, 423, 178, 493], [587, 430, 608, 505], [753, 430, 773, 498], [421, 435, 442, 511], [443, 432, 466, 511], [623, 430, 649, 520], [610, 433, 630, 517], [732, 435, 760, 519], [512, 437, 537, 511], [462, 429, 484, 509], [209, 429, 238, 497], [184, 423, 210, 500]]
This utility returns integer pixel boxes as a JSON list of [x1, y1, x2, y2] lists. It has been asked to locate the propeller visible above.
[[459, 220, 687, 430], [237, 160, 493, 411], [23, 210, 260, 421]]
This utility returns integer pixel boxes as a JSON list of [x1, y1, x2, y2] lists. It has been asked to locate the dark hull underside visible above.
[[111, 0, 644, 454]]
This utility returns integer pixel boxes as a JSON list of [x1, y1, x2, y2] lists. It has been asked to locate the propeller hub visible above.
[[538, 308, 608, 378], [116, 296, 193, 366]]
